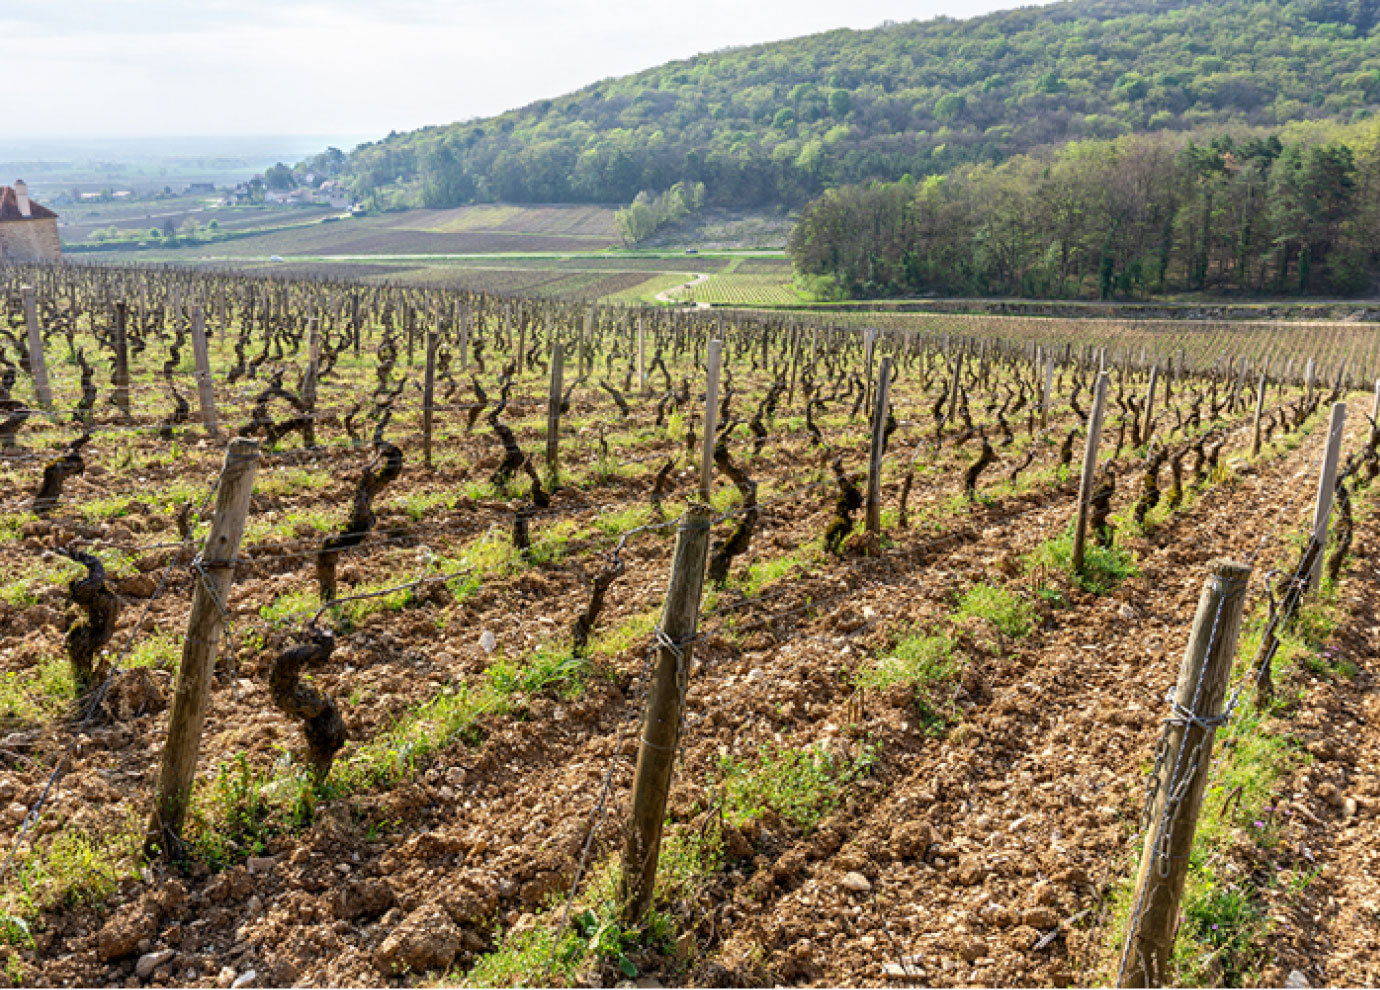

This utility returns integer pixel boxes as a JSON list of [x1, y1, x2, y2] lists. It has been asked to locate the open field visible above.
[[0, 263, 1378, 988], [71, 204, 810, 307]]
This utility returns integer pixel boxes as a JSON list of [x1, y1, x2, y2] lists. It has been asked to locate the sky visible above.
[[5, 0, 1047, 145]]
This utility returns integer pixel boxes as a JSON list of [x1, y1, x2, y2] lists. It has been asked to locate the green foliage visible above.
[[616, 182, 706, 244], [858, 631, 959, 732], [791, 127, 1380, 299], [327, 0, 1380, 213], [957, 583, 1034, 638], [1026, 525, 1137, 594], [189, 754, 317, 866], [717, 741, 877, 835]]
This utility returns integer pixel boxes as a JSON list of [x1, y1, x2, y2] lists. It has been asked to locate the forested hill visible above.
[[325, 0, 1380, 211]]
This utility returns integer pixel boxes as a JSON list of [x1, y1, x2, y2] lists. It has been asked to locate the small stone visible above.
[[231, 971, 256, 989], [955, 856, 985, 886], [479, 630, 497, 654], [245, 856, 277, 876], [840, 871, 871, 894], [958, 937, 987, 962], [882, 962, 928, 982], [1344, 796, 1359, 818], [374, 901, 463, 975], [1284, 970, 1309, 989], [97, 900, 159, 961], [1119, 603, 1139, 621], [1031, 880, 1059, 906], [216, 966, 236, 987], [136, 949, 175, 980], [890, 822, 932, 860], [245, 895, 263, 916]]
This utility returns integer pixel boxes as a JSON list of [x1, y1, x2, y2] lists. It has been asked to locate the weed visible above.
[[858, 631, 959, 732], [717, 740, 878, 835], [1026, 525, 1136, 593], [957, 583, 1034, 637]]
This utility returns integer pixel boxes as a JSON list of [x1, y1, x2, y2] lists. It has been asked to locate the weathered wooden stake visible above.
[[145, 438, 260, 856], [546, 342, 564, 483], [1118, 558, 1251, 987], [112, 301, 132, 420], [1071, 370, 1109, 573], [20, 286, 51, 411], [1250, 373, 1267, 457], [1142, 363, 1159, 445], [423, 330, 438, 470], [1308, 401, 1347, 592], [189, 306, 219, 436], [865, 357, 892, 534], [700, 339, 723, 501], [947, 350, 964, 423], [1042, 353, 1054, 430], [619, 504, 713, 922], [636, 316, 646, 394], [458, 302, 470, 371]]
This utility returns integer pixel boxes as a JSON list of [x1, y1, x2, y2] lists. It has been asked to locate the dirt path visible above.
[[711, 409, 1354, 986], [656, 272, 712, 308], [1256, 506, 1380, 987]]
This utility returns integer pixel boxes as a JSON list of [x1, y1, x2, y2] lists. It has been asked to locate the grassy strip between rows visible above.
[[1098, 461, 1372, 985]]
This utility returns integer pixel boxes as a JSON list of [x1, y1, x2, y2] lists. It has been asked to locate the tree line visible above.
[[329, 0, 1380, 212], [788, 125, 1380, 299]]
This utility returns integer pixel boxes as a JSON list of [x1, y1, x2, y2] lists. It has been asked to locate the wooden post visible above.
[[458, 303, 470, 372], [145, 439, 260, 856], [1250, 374, 1267, 457], [1071, 371, 1109, 573], [546, 342, 564, 483], [1142, 363, 1159, 445], [619, 504, 713, 922], [947, 350, 964, 424], [700, 339, 723, 501], [423, 330, 438, 470], [20, 286, 51, 411], [865, 357, 892, 534], [516, 315, 528, 377], [189, 306, 219, 436], [113, 301, 132, 421], [863, 327, 877, 409], [1042, 353, 1055, 430], [1118, 558, 1252, 988], [636, 316, 646, 395], [1308, 401, 1347, 592]]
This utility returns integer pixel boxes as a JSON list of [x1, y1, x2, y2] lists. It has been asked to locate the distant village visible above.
[[48, 175, 357, 211]]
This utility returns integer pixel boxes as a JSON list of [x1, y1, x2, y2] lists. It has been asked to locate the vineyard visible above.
[[0, 260, 1378, 989]]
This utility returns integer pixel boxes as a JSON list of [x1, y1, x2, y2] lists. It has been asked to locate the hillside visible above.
[[330, 0, 1380, 211]]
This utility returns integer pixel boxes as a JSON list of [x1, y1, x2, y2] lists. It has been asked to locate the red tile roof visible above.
[[0, 186, 58, 222]]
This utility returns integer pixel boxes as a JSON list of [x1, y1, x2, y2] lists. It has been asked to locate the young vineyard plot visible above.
[[0, 263, 1378, 987]]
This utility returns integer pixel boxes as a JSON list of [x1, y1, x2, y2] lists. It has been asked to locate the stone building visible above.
[[0, 181, 62, 262]]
